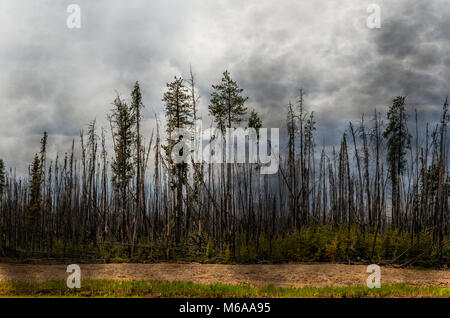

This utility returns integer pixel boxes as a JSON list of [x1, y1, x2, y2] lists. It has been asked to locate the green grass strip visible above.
[[0, 280, 448, 298]]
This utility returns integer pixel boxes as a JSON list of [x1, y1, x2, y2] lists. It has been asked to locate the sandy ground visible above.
[[0, 263, 448, 287]]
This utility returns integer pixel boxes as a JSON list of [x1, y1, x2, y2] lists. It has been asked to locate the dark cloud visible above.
[[352, 0, 450, 124], [0, 0, 449, 174]]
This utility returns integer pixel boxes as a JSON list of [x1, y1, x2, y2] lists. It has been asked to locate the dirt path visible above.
[[0, 263, 448, 287]]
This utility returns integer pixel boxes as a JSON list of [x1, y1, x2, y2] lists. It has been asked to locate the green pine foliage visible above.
[[162, 76, 192, 177], [0, 159, 5, 196], [209, 70, 248, 132], [109, 96, 136, 192]]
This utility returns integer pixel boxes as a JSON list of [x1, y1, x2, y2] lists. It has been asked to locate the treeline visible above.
[[0, 70, 448, 266]]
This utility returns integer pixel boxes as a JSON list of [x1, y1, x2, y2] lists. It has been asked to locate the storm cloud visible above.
[[0, 0, 449, 172]]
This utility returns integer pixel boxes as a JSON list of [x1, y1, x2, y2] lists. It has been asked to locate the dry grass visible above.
[[0, 263, 448, 288]]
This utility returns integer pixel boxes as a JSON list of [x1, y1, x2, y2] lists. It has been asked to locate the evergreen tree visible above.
[[0, 159, 5, 198], [248, 109, 262, 138], [109, 96, 135, 191], [164, 77, 192, 138], [39, 132, 48, 176], [131, 81, 145, 246], [209, 70, 248, 251], [304, 112, 316, 149], [209, 70, 248, 133], [29, 154, 42, 254], [0, 158, 5, 250], [108, 95, 135, 242], [383, 96, 411, 226], [163, 76, 192, 242], [286, 102, 298, 228]]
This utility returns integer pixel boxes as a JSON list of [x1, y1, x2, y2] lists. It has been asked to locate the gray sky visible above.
[[1, 0, 449, 173]]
